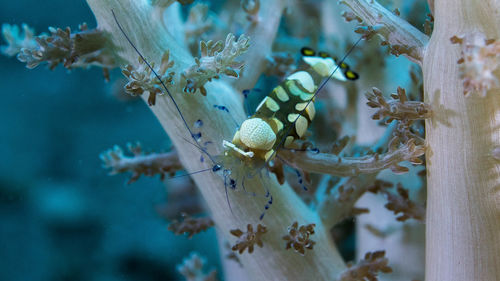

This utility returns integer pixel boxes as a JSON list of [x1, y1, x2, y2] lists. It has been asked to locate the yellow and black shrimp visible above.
[[217, 47, 359, 217], [113, 11, 360, 219]]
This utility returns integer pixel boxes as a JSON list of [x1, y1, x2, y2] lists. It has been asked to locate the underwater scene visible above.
[[1, 0, 499, 281]]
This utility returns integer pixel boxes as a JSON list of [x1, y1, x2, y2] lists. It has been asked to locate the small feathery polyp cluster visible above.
[[451, 32, 500, 96], [121, 51, 175, 105], [230, 224, 267, 254], [366, 87, 431, 122], [339, 251, 392, 281], [177, 252, 217, 281], [282, 221, 316, 255], [168, 213, 214, 239], [2, 23, 115, 80], [181, 33, 250, 96]]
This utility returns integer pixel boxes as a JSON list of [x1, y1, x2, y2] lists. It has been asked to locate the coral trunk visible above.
[[424, 0, 500, 280]]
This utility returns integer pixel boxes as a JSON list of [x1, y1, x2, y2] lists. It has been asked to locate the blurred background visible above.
[[0, 2, 221, 280]]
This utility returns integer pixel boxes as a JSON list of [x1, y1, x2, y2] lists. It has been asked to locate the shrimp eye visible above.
[[318, 51, 330, 58], [344, 70, 359, 80], [300, 47, 316, 57]]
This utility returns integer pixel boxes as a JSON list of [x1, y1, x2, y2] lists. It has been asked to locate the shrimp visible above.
[[112, 9, 362, 219]]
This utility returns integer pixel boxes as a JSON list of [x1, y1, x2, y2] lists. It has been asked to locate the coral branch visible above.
[[341, 0, 429, 65], [185, 3, 214, 55], [121, 51, 175, 105], [451, 32, 500, 96], [177, 253, 218, 281], [278, 139, 424, 177], [338, 250, 392, 281], [100, 142, 183, 184], [8, 23, 116, 75], [366, 87, 432, 122], [318, 175, 387, 228], [233, 0, 285, 91], [168, 213, 215, 239], [375, 183, 426, 222], [389, 120, 425, 149], [181, 33, 249, 95]]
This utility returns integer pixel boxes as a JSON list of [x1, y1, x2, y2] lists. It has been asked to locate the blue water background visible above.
[[0, 2, 221, 280]]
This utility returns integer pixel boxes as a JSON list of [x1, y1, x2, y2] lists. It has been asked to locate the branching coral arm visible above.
[[233, 0, 285, 91], [182, 34, 250, 96], [337, 250, 392, 281], [380, 183, 426, 222], [366, 87, 432, 121], [278, 138, 424, 177], [157, 3, 187, 49], [100, 143, 183, 184], [341, 0, 429, 66], [168, 213, 215, 239], [318, 174, 379, 229], [318, 175, 425, 230], [2, 23, 117, 79]]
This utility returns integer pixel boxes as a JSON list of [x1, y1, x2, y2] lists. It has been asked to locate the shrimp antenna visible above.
[[156, 132, 219, 177], [113, 10, 239, 219], [266, 36, 365, 164], [169, 167, 215, 179], [166, 133, 235, 217], [255, 38, 363, 219], [111, 9, 216, 164]]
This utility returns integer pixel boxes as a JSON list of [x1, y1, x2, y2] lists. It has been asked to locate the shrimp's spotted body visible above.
[[222, 48, 358, 166], [214, 48, 359, 219]]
